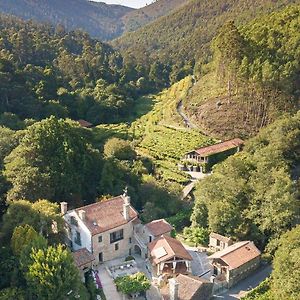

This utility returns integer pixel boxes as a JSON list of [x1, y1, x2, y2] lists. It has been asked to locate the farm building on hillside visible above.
[[180, 138, 244, 172], [77, 119, 93, 128]]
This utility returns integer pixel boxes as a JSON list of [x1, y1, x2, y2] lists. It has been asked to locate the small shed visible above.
[[209, 232, 233, 252]]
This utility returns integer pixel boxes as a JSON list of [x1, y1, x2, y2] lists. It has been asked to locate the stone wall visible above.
[[228, 256, 261, 288], [92, 221, 134, 263]]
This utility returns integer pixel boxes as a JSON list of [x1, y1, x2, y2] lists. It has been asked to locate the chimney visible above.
[[78, 210, 86, 221], [169, 278, 179, 300], [122, 186, 131, 221], [60, 202, 68, 215]]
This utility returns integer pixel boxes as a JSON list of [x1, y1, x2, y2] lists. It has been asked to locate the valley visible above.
[[0, 1, 299, 300]]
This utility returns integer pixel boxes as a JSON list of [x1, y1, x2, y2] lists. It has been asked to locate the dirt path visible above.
[[176, 100, 198, 129]]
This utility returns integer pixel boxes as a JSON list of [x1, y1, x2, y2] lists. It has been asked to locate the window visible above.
[[216, 239, 220, 246], [99, 252, 103, 262], [149, 236, 152, 243], [110, 229, 124, 243], [98, 235, 102, 243], [75, 231, 81, 246], [115, 243, 119, 251], [129, 237, 132, 244], [70, 216, 78, 226]]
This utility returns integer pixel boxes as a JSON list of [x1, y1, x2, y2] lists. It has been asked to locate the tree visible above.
[[11, 224, 40, 256], [4, 117, 101, 201], [103, 137, 136, 160], [183, 226, 209, 246], [0, 199, 63, 244], [114, 272, 151, 296], [0, 287, 25, 300], [271, 225, 300, 300], [26, 244, 82, 300]]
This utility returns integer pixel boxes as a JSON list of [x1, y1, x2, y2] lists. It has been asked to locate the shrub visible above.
[[125, 255, 135, 262], [114, 272, 151, 295], [166, 208, 192, 231], [104, 137, 136, 160], [183, 226, 209, 246]]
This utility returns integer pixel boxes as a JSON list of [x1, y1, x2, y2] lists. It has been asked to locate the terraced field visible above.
[[95, 76, 215, 184]]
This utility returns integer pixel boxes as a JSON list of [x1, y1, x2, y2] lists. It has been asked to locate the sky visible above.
[[94, 0, 150, 9]]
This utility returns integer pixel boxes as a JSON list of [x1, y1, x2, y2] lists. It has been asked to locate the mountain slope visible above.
[[0, 0, 133, 40], [182, 5, 300, 139], [122, 0, 187, 32], [113, 0, 300, 66]]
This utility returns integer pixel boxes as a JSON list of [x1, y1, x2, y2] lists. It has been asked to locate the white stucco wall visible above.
[[63, 211, 92, 252]]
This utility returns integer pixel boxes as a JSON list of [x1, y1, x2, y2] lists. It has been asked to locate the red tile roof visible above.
[[161, 274, 213, 300], [209, 241, 261, 270], [194, 138, 244, 157], [72, 248, 95, 268], [145, 219, 173, 237], [74, 196, 138, 235], [77, 119, 93, 128], [148, 235, 192, 264]]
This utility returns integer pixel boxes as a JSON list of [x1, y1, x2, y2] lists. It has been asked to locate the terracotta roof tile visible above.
[[194, 138, 244, 157], [145, 219, 173, 237], [209, 241, 261, 269], [161, 274, 213, 300], [72, 248, 95, 268], [74, 196, 138, 235], [77, 119, 92, 128], [148, 235, 192, 264]]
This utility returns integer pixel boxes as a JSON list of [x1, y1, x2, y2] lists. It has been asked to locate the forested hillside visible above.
[[113, 0, 299, 69], [183, 5, 300, 138], [122, 0, 187, 32], [0, 14, 159, 127], [0, 0, 133, 40]]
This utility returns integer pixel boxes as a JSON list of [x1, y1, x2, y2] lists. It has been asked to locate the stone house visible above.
[[209, 232, 233, 252], [181, 138, 244, 172], [62, 194, 138, 265], [148, 235, 192, 276], [160, 274, 213, 300], [209, 241, 261, 288], [62, 194, 190, 280]]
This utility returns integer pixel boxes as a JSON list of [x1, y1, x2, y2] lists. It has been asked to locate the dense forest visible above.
[[0, 0, 133, 40], [113, 0, 300, 77], [0, 0, 186, 41], [0, 14, 171, 127], [122, 0, 187, 32]]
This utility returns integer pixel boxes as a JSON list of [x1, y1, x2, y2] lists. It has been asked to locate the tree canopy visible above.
[[4, 117, 101, 202]]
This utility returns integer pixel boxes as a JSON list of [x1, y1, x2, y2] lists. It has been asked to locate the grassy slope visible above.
[[113, 0, 299, 64]]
